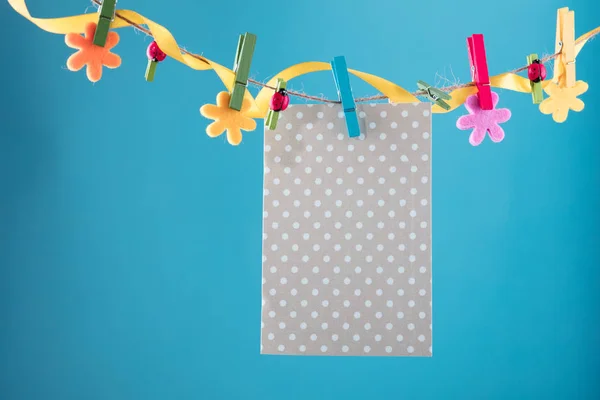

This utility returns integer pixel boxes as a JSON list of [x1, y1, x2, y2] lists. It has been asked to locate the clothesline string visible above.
[[92, 0, 597, 103]]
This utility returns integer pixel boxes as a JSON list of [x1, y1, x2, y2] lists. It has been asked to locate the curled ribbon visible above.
[[8, 0, 600, 119]]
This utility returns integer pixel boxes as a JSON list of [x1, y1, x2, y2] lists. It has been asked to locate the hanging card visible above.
[[261, 103, 432, 357]]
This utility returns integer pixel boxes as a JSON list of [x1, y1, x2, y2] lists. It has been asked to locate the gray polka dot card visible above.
[[261, 103, 432, 356]]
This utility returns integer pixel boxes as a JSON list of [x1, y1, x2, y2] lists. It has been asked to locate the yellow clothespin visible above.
[[554, 7, 575, 88]]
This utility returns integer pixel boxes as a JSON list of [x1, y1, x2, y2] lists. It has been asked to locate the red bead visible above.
[[539, 64, 547, 81], [527, 60, 546, 83], [147, 41, 167, 62], [270, 91, 290, 112]]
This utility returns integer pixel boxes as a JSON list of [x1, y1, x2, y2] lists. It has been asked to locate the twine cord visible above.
[[91, 0, 597, 104]]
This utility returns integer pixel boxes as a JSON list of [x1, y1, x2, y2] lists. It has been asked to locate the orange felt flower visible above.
[[65, 22, 121, 83], [200, 91, 257, 146]]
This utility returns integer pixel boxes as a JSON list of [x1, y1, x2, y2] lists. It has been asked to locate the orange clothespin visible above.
[[554, 7, 576, 88]]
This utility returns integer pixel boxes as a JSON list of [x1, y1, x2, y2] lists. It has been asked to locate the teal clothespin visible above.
[[229, 33, 257, 111], [526, 53, 545, 104], [93, 0, 117, 47], [265, 78, 288, 130], [417, 80, 451, 110], [331, 56, 360, 138]]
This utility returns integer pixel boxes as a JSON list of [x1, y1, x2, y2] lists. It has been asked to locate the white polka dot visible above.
[[296, 112, 304, 119]]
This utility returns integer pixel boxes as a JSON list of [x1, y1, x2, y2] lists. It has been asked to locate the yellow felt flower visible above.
[[200, 92, 257, 145], [539, 81, 588, 123]]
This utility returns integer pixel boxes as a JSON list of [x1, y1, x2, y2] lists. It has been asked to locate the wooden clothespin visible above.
[[265, 78, 289, 130], [331, 56, 360, 138], [467, 34, 493, 110], [417, 80, 451, 110], [526, 54, 547, 104], [93, 0, 117, 47], [229, 33, 257, 111], [554, 7, 576, 88]]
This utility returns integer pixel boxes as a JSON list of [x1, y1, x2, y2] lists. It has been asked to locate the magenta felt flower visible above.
[[456, 92, 511, 146]]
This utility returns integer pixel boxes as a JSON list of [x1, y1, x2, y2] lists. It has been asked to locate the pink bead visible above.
[[270, 91, 290, 112], [147, 41, 167, 62], [527, 60, 547, 83]]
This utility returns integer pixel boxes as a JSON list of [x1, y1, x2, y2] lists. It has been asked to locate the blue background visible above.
[[1, 0, 599, 399]]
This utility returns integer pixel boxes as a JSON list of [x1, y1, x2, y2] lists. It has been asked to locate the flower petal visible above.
[[105, 31, 120, 50], [572, 81, 589, 97], [469, 126, 487, 146], [240, 97, 254, 113], [216, 91, 231, 107], [206, 120, 226, 137], [538, 98, 555, 115], [552, 106, 569, 123], [200, 104, 221, 120], [464, 94, 480, 114], [84, 22, 97, 39], [66, 51, 86, 71], [490, 91, 500, 108], [226, 127, 243, 145], [490, 108, 511, 124], [487, 123, 505, 143], [569, 98, 585, 112], [65, 33, 86, 49], [103, 53, 121, 69], [456, 114, 477, 130], [86, 61, 103, 83], [238, 116, 257, 132]]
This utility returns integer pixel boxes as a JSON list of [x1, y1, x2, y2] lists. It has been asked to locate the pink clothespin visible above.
[[467, 34, 493, 110]]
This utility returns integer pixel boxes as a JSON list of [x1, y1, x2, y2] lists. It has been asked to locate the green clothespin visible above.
[[93, 0, 117, 47], [229, 33, 257, 111], [526, 53, 545, 104], [265, 78, 288, 130], [417, 80, 451, 110]]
